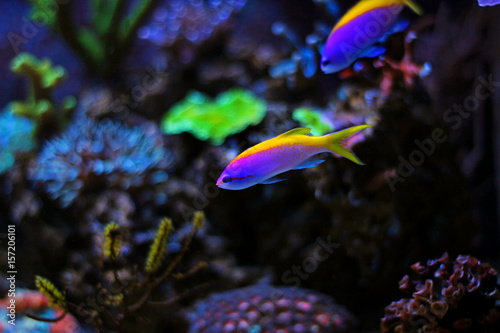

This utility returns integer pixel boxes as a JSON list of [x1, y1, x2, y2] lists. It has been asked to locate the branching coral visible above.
[[340, 27, 432, 97], [30, 116, 172, 207], [373, 31, 432, 96], [8, 53, 76, 137], [0, 111, 36, 174], [28, 0, 160, 77], [269, 21, 320, 84], [268, 0, 343, 86], [381, 253, 500, 333], [31, 213, 207, 332], [162, 88, 267, 145], [187, 284, 356, 332]]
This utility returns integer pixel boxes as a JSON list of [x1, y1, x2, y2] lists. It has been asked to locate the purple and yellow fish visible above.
[[216, 125, 370, 190], [321, 0, 422, 74]]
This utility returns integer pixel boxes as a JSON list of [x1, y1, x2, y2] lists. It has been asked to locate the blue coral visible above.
[[188, 284, 355, 333], [0, 111, 36, 174], [30, 117, 172, 207], [269, 0, 341, 85]]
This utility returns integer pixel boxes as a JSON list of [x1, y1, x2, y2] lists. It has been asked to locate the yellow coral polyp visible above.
[[103, 222, 122, 260], [145, 217, 174, 273], [102, 290, 124, 307], [192, 211, 206, 231], [35, 275, 66, 309]]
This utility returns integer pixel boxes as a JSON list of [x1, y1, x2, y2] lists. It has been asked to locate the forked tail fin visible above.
[[323, 125, 371, 165]]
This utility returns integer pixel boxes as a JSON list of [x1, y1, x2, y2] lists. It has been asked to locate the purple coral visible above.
[[139, 0, 247, 49], [188, 284, 355, 332], [381, 253, 500, 333]]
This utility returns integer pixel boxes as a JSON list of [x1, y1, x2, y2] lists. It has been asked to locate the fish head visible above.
[[321, 55, 349, 74], [216, 163, 256, 190], [321, 36, 355, 74]]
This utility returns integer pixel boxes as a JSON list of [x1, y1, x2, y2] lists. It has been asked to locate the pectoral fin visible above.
[[360, 46, 386, 59], [260, 176, 286, 184], [293, 156, 325, 170], [379, 20, 409, 43]]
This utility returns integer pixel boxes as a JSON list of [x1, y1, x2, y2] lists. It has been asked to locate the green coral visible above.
[[28, 0, 159, 77], [162, 89, 267, 145], [292, 107, 333, 136], [8, 53, 76, 137]]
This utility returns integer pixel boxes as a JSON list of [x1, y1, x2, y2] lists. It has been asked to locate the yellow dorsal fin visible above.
[[332, 0, 423, 32], [403, 0, 423, 15], [276, 128, 312, 138]]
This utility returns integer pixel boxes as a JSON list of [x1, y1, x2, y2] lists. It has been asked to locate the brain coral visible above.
[[188, 284, 355, 332]]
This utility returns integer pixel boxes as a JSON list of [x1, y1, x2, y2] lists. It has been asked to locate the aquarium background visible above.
[[1, 0, 500, 332]]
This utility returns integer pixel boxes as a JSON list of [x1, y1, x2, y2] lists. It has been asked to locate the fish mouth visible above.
[[216, 181, 223, 186]]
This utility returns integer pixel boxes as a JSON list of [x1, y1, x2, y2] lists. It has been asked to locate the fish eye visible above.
[[222, 176, 232, 183]]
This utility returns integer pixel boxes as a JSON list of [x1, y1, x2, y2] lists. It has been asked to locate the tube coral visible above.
[[381, 253, 500, 332]]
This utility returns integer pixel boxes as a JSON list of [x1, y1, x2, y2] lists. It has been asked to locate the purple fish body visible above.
[[321, 0, 423, 74], [321, 6, 402, 74], [216, 126, 371, 190], [478, 0, 500, 6], [219, 143, 326, 190]]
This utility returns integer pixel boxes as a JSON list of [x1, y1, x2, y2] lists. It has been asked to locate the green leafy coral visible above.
[[28, 0, 160, 77], [162, 88, 267, 145], [8, 53, 76, 137], [292, 107, 333, 136]]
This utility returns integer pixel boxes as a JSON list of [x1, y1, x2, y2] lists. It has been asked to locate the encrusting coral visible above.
[[381, 253, 500, 333], [0, 288, 80, 333], [29, 116, 172, 207], [162, 88, 267, 145]]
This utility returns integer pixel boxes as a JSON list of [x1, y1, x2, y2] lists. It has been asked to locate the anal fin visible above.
[[260, 176, 286, 184], [293, 155, 325, 170]]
